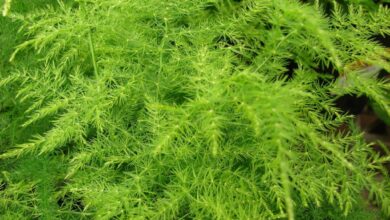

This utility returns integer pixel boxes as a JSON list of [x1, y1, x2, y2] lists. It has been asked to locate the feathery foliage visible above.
[[1, 0, 390, 219]]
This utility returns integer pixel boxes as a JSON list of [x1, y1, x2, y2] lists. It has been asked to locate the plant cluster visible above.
[[1, 0, 390, 219]]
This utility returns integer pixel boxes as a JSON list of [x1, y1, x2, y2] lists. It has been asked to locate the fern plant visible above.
[[1, 0, 390, 219]]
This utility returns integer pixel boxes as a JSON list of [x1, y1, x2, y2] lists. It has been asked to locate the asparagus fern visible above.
[[1, 0, 390, 219]]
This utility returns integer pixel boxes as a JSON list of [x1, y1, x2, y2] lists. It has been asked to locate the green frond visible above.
[[1, 0, 390, 219]]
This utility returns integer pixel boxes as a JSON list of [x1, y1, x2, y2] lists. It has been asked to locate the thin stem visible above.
[[88, 30, 99, 78]]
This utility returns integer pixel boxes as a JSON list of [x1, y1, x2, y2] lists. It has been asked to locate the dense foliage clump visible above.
[[1, 0, 390, 219]]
